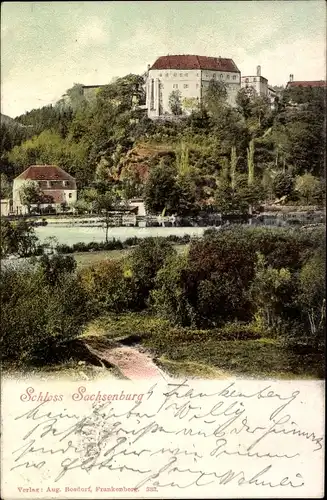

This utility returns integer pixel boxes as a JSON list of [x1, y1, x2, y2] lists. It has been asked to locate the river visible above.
[[35, 224, 206, 245]]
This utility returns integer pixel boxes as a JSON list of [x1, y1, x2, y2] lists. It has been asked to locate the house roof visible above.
[[150, 55, 240, 73], [15, 165, 76, 182], [42, 190, 66, 204], [286, 80, 326, 88]]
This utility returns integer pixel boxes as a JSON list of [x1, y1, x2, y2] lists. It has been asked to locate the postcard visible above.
[[1, 0, 325, 499]]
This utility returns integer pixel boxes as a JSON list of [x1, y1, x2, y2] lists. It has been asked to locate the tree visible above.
[[0, 219, 38, 257], [66, 83, 86, 111], [129, 237, 176, 305], [297, 250, 325, 347], [144, 160, 179, 215], [169, 90, 183, 116], [236, 87, 256, 118], [39, 254, 77, 286], [0, 173, 12, 198], [294, 173, 321, 205], [19, 180, 43, 214], [250, 252, 293, 331], [203, 80, 228, 116], [272, 171, 295, 199], [94, 189, 121, 243]]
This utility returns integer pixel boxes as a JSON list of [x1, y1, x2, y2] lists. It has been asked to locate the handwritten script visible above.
[[1, 378, 324, 498]]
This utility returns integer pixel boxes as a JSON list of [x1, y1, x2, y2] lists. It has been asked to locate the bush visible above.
[[129, 237, 176, 306], [151, 253, 195, 326], [0, 267, 88, 364], [151, 226, 325, 330], [79, 259, 138, 314], [39, 254, 77, 286], [0, 218, 38, 258]]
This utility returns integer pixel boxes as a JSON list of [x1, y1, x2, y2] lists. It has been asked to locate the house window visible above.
[[165, 73, 169, 77], [173, 84, 179, 89], [183, 84, 189, 88], [245, 78, 249, 83], [220, 74, 223, 79], [159, 73, 162, 77], [68, 193, 72, 198], [233, 75, 236, 80], [196, 84, 199, 88], [227, 74, 230, 79], [185, 73, 188, 77], [174, 72, 177, 76], [212, 73, 216, 79], [253, 77, 256, 82]]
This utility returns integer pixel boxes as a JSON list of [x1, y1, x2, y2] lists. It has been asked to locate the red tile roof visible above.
[[15, 165, 76, 182], [41, 190, 66, 204], [287, 81, 326, 88], [150, 55, 240, 73]]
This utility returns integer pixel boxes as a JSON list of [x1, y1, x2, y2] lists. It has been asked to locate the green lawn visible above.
[[71, 244, 189, 268], [72, 249, 132, 267], [82, 313, 324, 379]]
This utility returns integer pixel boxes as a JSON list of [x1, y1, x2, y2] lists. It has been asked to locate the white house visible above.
[[13, 165, 77, 214], [0, 198, 11, 216], [241, 65, 269, 97], [145, 54, 241, 119], [128, 198, 147, 216]]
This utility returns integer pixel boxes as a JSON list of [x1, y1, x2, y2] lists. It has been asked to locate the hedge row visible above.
[[56, 234, 192, 254]]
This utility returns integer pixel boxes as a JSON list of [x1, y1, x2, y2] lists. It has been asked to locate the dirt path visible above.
[[84, 341, 167, 380]]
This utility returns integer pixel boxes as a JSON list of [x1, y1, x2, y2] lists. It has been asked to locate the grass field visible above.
[[82, 313, 324, 379], [71, 244, 189, 268]]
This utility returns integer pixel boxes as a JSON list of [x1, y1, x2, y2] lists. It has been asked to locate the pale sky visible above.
[[1, 0, 326, 118]]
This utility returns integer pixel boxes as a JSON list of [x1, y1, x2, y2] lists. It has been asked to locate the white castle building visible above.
[[241, 65, 269, 96], [145, 54, 241, 119], [241, 65, 277, 107]]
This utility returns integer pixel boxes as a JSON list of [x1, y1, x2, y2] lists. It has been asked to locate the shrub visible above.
[[249, 252, 295, 334], [151, 226, 325, 330], [57, 243, 74, 254], [295, 249, 326, 348], [151, 253, 195, 326], [38, 253, 77, 286], [0, 218, 38, 258], [129, 237, 176, 305], [79, 259, 138, 314], [0, 268, 88, 364]]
